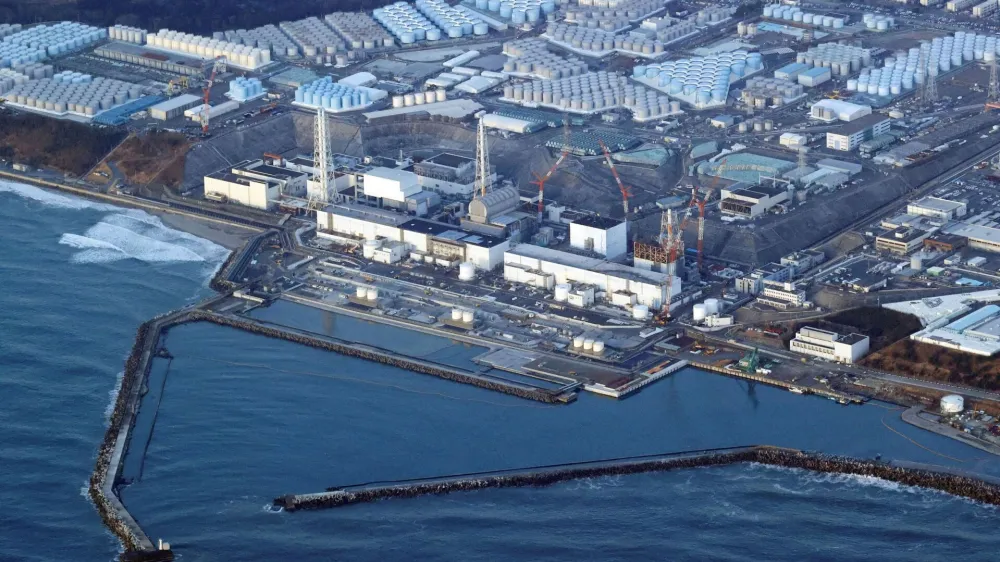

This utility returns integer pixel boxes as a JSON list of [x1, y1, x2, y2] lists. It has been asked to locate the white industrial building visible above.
[[185, 100, 240, 123], [569, 215, 628, 259], [720, 183, 790, 218], [363, 167, 422, 202], [908, 196, 968, 220], [790, 326, 870, 363], [411, 152, 489, 197], [825, 114, 891, 152], [910, 304, 1000, 356], [779, 132, 808, 149], [944, 223, 1000, 253], [503, 244, 681, 310], [757, 279, 808, 309], [316, 204, 509, 270], [810, 99, 872, 122], [203, 159, 308, 210], [149, 93, 202, 120]]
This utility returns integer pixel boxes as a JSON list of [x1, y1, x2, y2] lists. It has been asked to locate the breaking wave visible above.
[[0, 179, 119, 212]]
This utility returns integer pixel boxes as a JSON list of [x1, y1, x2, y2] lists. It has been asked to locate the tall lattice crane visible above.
[[598, 139, 631, 216], [199, 57, 227, 136], [531, 116, 570, 221]]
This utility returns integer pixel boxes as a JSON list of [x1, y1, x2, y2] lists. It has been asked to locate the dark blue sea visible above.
[[1, 182, 998, 562]]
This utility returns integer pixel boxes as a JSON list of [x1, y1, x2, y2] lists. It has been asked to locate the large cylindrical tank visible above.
[[573, 336, 585, 348], [356, 286, 368, 298], [704, 298, 720, 316], [362, 239, 380, 259], [583, 338, 594, 351], [940, 394, 964, 413], [451, 308, 463, 321], [366, 288, 379, 301], [462, 310, 474, 324], [459, 262, 476, 281], [911, 254, 923, 271], [592, 341, 605, 354], [554, 283, 571, 302], [632, 304, 649, 320], [692, 304, 707, 322]]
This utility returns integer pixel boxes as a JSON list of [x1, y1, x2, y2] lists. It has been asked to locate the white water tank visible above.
[[356, 286, 368, 298], [592, 341, 605, 354], [911, 254, 923, 271], [633, 304, 649, 320], [693, 304, 707, 322], [366, 288, 379, 301], [941, 394, 964, 413], [451, 308, 463, 320], [583, 338, 594, 351], [462, 310, 475, 323], [554, 283, 571, 302], [459, 262, 476, 281], [573, 335, 585, 348], [362, 239, 381, 259], [704, 298, 720, 316]]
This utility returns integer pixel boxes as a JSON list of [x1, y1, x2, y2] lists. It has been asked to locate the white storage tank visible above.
[[940, 394, 964, 414], [592, 341, 605, 354], [451, 308, 463, 320], [356, 286, 368, 298], [462, 310, 475, 323], [573, 335, 585, 348], [704, 298, 720, 316], [692, 304, 707, 322], [632, 304, 649, 320], [459, 262, 476, 281], [366, 288, 379, 301], [583, 338, 594, 351], [554, 283, 571, 302], [362, 239, 381, 259]]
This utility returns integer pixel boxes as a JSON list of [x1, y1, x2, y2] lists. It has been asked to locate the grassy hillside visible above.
[[0, 110, 124, 175]]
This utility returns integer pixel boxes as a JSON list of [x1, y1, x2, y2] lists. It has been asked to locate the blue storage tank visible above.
[[489, 0, 501, 10], [426, 28, 441, 40], [342, 94, 352, 107], [633, 65, 646, 78], [499, 4, 512, 17], [332, 97, 342, 109]]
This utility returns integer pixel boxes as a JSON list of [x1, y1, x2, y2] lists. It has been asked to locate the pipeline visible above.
[[274, 446, 1000, 512], [188, 311, 564, 404]]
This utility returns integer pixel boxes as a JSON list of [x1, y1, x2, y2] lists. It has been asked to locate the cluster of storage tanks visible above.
[[391, 89, 448, 107], [736, 118, 775, 132], [849, 64, 915, 96], [502, 38, 588, 79], [0, 67, 31, 94], [450, 308, 477, 324], [920, 31, 1000, 66], [374, 2, 445, 43], [796, 43, 872, 75], [215, 25, 298, 56], [416, 0, 490, 36], [503, 70, 679, 119], [354, 285, 380, 301], [545, 22, 664, 55], [325, 12, 396, 50], [571, 335, 606, 354], [565, 0, 665, 32], [0, 24, 23, 40], [762, 4, 847, 28], [862, 13, 895, 31], [736, 21, 759, 37], [4, 22, 106, 58], [227, 77, 265, 101], [650, 20, 699, 44], [635, 51, 763, 108], [693, 6, 735, 25], [280, 17, 347, 57], [4, 74, 141, 117], [108, 25, 146, 44], [691, 298, 722, 323], [146, 30, 270, 69], [295, 77, 373, 111], [0, 41, 46, 68], [467, 0, 556, 25], [741, 77, 804, 106]]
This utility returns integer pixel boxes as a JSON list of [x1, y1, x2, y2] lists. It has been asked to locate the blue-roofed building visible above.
[[774, 62, 810, 81], [798, 66, 832, 87]]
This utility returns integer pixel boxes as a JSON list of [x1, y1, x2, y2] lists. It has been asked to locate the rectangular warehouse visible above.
[[148, 93, 202, 120], [790, 326, 870, 363], [810, 99, 872, 122], [798, 67, 831, 87], [94, 41, 209, 76], [363, 167, 421, 202], [826, 114, 890, 151], [907, 196, 968, 220], [503, 244, 681, 310]]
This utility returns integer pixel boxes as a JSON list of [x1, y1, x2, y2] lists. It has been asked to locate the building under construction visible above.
[[545, 130, 641, 156]]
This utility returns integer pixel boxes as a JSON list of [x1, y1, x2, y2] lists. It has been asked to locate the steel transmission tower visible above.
[[475, 117, 493, 197], [990, 56, 1000, 103]]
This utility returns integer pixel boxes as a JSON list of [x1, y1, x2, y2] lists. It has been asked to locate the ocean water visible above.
[[1, 181, 998, 562]]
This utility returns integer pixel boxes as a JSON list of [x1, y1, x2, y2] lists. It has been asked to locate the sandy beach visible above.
[[157, 211, 258, 250]]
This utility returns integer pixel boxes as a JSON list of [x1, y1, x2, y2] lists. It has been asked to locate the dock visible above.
[[688, 360, 866, 404]]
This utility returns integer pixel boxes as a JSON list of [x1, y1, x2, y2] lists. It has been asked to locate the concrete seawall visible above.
[[274, 445, 1000, 512]]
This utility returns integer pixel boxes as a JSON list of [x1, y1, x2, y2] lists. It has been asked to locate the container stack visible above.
[[3, 74, 141, 117], [545, 22, 664, 56], [227, 77, 265, 101], [108, 25, 147, 44], [217, 25, 298, 57], [416, 0, 489, 37], [502, 38, 588, 79], [373, 2, 444, 44], [146, 29, 270, 69], [325, 12, 396, 50], [279, 17, 346, 58]]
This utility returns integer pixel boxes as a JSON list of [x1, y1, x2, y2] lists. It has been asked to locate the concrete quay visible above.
[[901, 406, 1000, 457], [273, 444, 1000, 511], [689, 360, 865, 404]]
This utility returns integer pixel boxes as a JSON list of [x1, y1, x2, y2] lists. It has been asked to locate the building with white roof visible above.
[[944, 222, 1000, 253], [790, 326, 870, 363], [503, 244, 681, 310], [363, 167, 421, 202], [910, 304, 1000, 356], [908, 196, 967, 220], [810, 99, 872, 122]]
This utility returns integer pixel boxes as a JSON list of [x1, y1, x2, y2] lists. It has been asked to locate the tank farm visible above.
[[91, 238, 1000, 560]]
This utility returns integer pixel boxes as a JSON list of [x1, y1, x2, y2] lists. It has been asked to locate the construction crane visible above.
[[598, 139, 631, 216], [199, 57, 227, 136], [531, 115, 571, 221], [165, 76, 189, 97]]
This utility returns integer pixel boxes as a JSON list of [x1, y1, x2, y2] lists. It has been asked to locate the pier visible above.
[[688, 360, 866, 404], [273, 445, 1000, 512]]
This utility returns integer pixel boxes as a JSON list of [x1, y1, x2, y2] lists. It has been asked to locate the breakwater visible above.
[[188, 311, 567, 404], [274, 445, 1000, 512]]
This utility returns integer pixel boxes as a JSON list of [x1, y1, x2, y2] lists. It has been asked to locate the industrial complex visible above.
[[13, 1, 1000, 556]]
